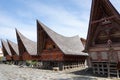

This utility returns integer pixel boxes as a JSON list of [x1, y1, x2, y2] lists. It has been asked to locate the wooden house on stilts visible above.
[[1, 40, 12, 61], [16, 29, 39, 61], [85, 0, 120, 78], [1, 20, 89, 70], [7, 40, 20, 64], [37, 20, 88, 70]]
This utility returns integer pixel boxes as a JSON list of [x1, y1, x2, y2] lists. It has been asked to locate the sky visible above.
[[0, 0, 120, 47]]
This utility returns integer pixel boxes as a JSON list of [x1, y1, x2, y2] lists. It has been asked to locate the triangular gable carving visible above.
[[85, 0, 120, 51], [37, 21, 46, 54], [7, 40, 19, 56], [90, 0, 120, 24], [37, 20, 59, 54]]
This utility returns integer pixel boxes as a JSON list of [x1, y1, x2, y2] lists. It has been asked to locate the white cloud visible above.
[[71, 0, 91, 9], [0, 27, 16, 42], [1, 0, 119, 46], [0, 0, 91, 46], [22, 0, 89, 38], [0, 11, 37, 42]]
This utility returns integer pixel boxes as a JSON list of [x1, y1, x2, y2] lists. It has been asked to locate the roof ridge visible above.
[[37, 20, 79, 38]]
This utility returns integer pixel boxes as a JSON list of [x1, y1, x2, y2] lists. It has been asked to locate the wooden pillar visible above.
[[92, 63, 95, 74], [18, 61, 22, 66], [97, 63, 100, 74], [102, 63, 104, 75], [78, 61, 79, 67], [117, 70, 119, 78], [59, 62, 63, 71], [107, 63, 110, 78]]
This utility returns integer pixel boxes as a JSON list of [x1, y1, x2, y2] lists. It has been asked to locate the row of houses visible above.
[[1, 20, 88, 70], [1, 0, 120, 78]]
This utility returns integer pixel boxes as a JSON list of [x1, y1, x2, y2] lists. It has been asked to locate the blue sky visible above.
[[0, 0, 120, 47]]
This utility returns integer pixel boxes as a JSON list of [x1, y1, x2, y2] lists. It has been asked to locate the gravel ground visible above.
[[0, 64, 118, 80]]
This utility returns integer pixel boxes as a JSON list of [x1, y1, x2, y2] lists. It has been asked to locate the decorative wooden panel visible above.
[[64, 55, 86, 61], [101, 52, 108, 60], [41, 50, 63, 61], [90, 52, 97, 60], [13, 55, 19, 60], [22, 52, 31, 60], [117, 51, 120, 61], [6, 55, 12, 60], [22, 52, 41, 60], [108, 50, 118, 62]]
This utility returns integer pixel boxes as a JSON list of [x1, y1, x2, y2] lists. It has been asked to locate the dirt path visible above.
[[0, 64, 118, 80]]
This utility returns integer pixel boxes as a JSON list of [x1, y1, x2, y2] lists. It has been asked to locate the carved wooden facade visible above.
[[1, 10, 88, 71], [16, 29, 40, 61], [85, 0, 120, 77], [37, 20, 88, 70]]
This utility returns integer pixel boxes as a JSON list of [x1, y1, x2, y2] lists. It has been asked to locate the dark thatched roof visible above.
[[16, 30, 37, 55], [1, 40, 12, 56], [7, 40, 19, 56], [37, 20, 88, 56]]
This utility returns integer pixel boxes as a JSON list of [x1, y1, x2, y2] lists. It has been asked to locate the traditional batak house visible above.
[[37, 20, 88, 70], [16, 29, 39, 61], [1, 40, 12, 61], [85, 0, 120, 78], [7, 40, 19, 64]]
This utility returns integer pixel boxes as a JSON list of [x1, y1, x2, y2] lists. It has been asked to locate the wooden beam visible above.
[[91, 15, 117, 24]]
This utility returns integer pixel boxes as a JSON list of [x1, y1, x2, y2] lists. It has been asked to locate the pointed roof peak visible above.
[[91, 0, 119, 22], [7, 40, 19, 55], [85, 0, 120, 51], [1, 40, 12, 56], [36, 19, 39, 23], [1, 39, 5, 42], [37, 20, 88, 56], [15, 28, 19, 34], [1, 40, 3, 44], [16, 29, 37, 55], [37, 20, 79, 38], [6, 39, 11, 42], [15, 28, 17, 31], [15, 29, 21, 35]]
